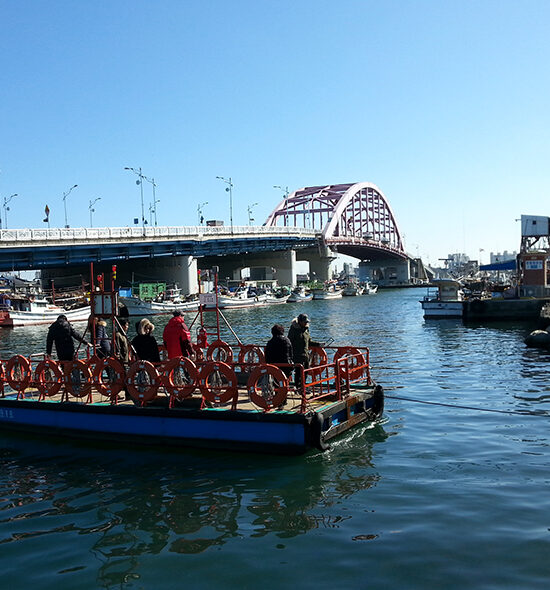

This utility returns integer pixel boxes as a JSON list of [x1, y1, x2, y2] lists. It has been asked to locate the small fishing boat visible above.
[[0, 294, 90, 327], [343, 283, 364, 296], [420, 279, 464, 318], [287, 286, 313, 303], [0, 267, 384, 455], [119, 295, 199, 316], [312, 283, 343, 300], [362, 282, 378, 295]]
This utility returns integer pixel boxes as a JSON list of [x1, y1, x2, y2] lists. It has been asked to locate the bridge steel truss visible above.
[[265, 182, 406, 260]]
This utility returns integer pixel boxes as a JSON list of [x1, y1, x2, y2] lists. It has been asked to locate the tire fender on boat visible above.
[[333, 347, 367, 381], [6, 355, 32, 392], [307, 412, 330, 452], [199, 361, 238, 404], [247, 364, 288, 411], [93, 357, 126, 399], [238, 344, 265, 365], [34, 359, 63, 397], [126, 360, 160, 403], [206, 340, 234, 363], [161, 356, 198, 400]]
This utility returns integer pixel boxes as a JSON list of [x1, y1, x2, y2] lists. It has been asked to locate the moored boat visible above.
[[420, 279, 464, 318], [0, 295, 90, 327], [362, 282, 378, 295], [119, 295, 199, 316], [312, 283, 343, 300], [287, 286, 313, 303]]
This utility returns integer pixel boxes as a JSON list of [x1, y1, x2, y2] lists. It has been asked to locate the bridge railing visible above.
[[0, 225, 318, 244]]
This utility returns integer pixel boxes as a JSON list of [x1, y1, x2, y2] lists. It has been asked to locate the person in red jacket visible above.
[[162, 310, 193, 358]]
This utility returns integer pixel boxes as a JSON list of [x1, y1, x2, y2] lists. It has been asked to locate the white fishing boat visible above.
[[362, 282, 378, 295], [0, 295, 90, 327], [420, 279, 464, 318], [343, 283, 364, 296], [119, 296, 199, 316], [202, 287, 266, 310], [312, 284, 343, 300], [287, 286, 313, 303]]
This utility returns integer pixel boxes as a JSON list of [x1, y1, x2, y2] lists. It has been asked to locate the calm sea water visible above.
[[1, 289, 549, 589]]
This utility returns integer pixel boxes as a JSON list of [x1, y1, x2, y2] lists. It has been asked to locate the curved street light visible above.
[[197, 201, 208, 225], [89, 197, 101, 227], [62, 184, 78, 228], [2, 193, 18, 230], [124, 167, 146, 232], [273, 185, 290, 225], [216, 176, 233, 234], [247, 202, 258, 225]]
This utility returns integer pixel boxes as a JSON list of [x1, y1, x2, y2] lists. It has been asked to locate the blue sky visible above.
[[1, 0, 548, 266]]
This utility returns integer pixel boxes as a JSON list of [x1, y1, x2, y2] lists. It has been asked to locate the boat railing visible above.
[[0, 344, 373, 413]]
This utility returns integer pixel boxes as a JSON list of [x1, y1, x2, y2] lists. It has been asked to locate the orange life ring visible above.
[[34, 359, 63, 397], [199, 361, 237, 404], [64, 359, 93, 398], [238, 344, 265, 365], [206, 339, 234, 363], [0, 361, 5, 394], [6, 355, 31, 392], [161, 356, 198, 400], [93, 357, 126, 398], [333, 347, 367, 381], [247, 364, 288, 410], [126, 360, 160, 403], [309, 346, 328, 379]]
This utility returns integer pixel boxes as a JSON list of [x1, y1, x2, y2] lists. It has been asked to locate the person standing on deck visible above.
[[288, 313, 320, 387], [115, 318, 130, 364], [46, 314, 89, 361], [131, 318, 160, 363], [162, 310, 193, 359], [265, 324, 293, 377]]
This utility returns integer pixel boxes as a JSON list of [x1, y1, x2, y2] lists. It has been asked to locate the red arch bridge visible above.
[[0, 182, 427, 290]]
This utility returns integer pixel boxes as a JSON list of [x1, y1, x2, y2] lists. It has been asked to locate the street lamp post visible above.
[[247, 202, 258, 225], [216, 176, 234, 234], [2, 193, 18, 230], [273, 185, 289, 226], [124, 167, 146, 232], [89, 197, 101, 227], [62, 184, 78, 228], [144, 176, 159, 226], [197, 201, 208, 225]]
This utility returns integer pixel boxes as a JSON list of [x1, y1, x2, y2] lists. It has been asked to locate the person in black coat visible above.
[[46, 314, 89, 361], [131, 318, 160, 363], [265, 324, 293, 376]]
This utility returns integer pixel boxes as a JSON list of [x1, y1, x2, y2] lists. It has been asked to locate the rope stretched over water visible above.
[[385, 394, 550, 418]]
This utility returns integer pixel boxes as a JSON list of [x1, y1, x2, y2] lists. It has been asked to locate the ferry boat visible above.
[[0, 295, 90, 327], [420, 279, 464, 318], [0, 268, 384, 454]]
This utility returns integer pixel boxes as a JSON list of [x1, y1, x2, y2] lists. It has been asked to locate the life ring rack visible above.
[[126, 360, 160, 404], [34, 359, 64, 398], [199, 361, 238, 405], [333, 347, 367, 381], [93, 357, 126, 399], [206, 339, 234, 363], [237, 344, 265, 365], [6, 355, 32, 392], [247, 364, 289, 411], [161, 356, 199, 402], [63, 359, 93, 399]]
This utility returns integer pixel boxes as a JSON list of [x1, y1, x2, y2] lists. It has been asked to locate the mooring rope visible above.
[[385, 394, 550, 418]]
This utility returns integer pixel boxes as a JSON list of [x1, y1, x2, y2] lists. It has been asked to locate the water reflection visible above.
[[0, 425, 385, 586]]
